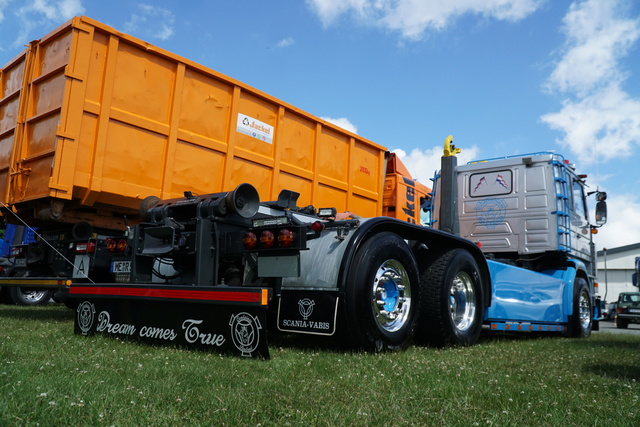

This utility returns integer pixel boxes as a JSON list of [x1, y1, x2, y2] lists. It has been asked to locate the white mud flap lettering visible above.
[[277, 290, 338, 336], [70, 285, 270, 359]]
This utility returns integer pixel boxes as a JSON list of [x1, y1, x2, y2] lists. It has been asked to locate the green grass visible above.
[[1, 305, 639, 426]]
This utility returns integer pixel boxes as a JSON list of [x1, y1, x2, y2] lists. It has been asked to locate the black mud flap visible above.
[[70, 284, 270, 359], [277, 289, 338, 336]]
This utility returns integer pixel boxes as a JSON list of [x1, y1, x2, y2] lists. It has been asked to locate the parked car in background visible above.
[[602, 302, 617, 320], [615, 292, 640, 328]]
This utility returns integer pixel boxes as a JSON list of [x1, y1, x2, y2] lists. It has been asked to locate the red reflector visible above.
[[243, 232, 257, 250], [117, 239, 127, 253], [278, 229, 294, 248], [260, 230, 275, 248], [311, 221, 325, 232]]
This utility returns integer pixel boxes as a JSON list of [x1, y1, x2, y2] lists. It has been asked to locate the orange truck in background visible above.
[[0, 16, 430, 305]]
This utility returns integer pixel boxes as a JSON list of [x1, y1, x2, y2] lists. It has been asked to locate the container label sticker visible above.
[[237, 113, 274, 144]]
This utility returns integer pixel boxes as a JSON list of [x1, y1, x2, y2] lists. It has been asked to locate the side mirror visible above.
[[595, 200, 607, 226]]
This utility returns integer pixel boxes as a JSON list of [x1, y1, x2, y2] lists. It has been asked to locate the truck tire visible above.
[[344, 232, 420, 351], [0, 286, 10, 304], [9, 287, 53, 306], [417, 248, 484, 347], [567, 277, 592, 338], [615, 316, 629, 329]]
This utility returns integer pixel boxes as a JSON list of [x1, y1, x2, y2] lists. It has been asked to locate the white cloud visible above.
[[305, 0, 368, 28], [545, 0, 640, 96], [0, 0, 11, 22], [541, 0, 640, 165], [9, 0, 84, 49], [541, 83, 640, 163], [321, 116, 358, 134], [277, 37, 295, 48], [19, 0, 83, 21], [393, 144, 481, 185], [306, 0, 544, 40], [125, 4, 175, 41]]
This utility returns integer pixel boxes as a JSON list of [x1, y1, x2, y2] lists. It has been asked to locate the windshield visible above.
[[619, 293, 640, 303]]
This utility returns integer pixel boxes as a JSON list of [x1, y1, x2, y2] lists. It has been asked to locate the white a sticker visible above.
[[237, 113, 274, 144]]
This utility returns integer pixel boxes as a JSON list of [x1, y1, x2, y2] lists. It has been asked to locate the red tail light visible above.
[[311, 221, 325, 232], [243, 232, 257, 250], [278, 229, 294, 248], [260, 230, 275, 248], [244, 228, 298, 250], [106, 238, 117, 253], [76, 242, 96, 254], [117, 239, 127, 253]]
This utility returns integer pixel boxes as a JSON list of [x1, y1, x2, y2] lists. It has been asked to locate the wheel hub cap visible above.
[[449, 271, 476, 332], [372, 259, 412, 332]]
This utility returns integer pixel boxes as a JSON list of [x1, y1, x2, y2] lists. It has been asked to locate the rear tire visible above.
[[344, 232, 420, 351], [567, 277, 592, 338], [615, 316, 629, 329], [9, 287, 53, 306], [0, 287, 12, 304], [416, 248, 484, 347]]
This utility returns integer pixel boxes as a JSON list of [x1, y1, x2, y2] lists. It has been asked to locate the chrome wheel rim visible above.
[[21, 289, 49, 303], [578, 289, 592, 330], [449, 271, 476, 332], [372, 259, 412, 332]]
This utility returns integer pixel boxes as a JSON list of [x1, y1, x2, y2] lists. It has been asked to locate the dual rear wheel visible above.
[[416, 248, 484, 347], [344, 233, 484, 350]]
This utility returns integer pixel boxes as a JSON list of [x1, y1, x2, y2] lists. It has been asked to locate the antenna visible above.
[[594, 139, 600, 190]]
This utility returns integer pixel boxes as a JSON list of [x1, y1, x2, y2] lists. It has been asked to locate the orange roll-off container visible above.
[[0, 16, 390, 230]]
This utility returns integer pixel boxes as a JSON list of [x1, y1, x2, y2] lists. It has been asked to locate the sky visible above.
[[1, 0, 639, 251]]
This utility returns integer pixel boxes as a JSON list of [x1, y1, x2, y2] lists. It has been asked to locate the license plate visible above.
[[73, 254, 91, 279], [14, 258, 26, 267], [111, 261, 131, 273], [257, 255, 299, 277], [629, 308, 640, 314]]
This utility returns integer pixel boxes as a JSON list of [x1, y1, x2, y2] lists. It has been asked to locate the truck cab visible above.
[[434, 152, 604, 278], [431, 150, 606, 336]]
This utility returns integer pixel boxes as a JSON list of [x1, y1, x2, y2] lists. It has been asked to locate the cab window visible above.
[[571, 180, 588, 227]]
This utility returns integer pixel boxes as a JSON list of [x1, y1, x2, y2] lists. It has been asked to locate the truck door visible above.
[[569, 180, 591, 261]]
